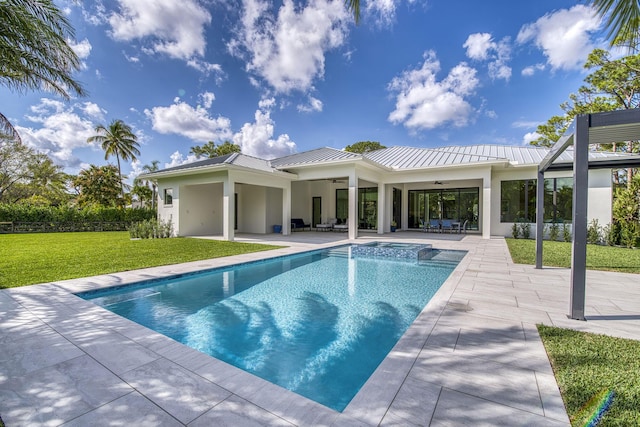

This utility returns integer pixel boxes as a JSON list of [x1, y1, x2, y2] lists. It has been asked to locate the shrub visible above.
[[603, 222, 621, 246], [587, 219, 602, 244], [512, 222, 520, 239], [129, 218, 173, 239], [549, 222, 560, 241], [0, 203, 155, 224], [520, 222, 531, 239], [620, 221, 640, 248], [562, 222, 571, 242]]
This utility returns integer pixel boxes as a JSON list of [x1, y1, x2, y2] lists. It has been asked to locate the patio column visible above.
[[535, 169, 545, 269], [282, 183, 291, 235], [482, 171, 491, 239], [569, 115, 589, 321], [377, 182, 385, 234], [401, 184, 408, 231], [348, 172, 358, 240], [223, 176, 235, 241]]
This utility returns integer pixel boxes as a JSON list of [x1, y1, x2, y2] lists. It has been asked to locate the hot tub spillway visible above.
[[351, 242, 434, 260]]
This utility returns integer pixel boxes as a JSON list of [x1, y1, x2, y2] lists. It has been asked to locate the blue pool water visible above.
[[79, 244, 466, 411]]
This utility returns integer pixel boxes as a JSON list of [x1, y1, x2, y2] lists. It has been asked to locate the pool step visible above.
[[325, 247, 351, 258]]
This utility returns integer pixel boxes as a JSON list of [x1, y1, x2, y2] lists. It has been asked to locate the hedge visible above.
[[0, 204, 155, 224]]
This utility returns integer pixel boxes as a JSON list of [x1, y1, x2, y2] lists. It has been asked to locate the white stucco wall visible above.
[[490, 167, 613, 237], [179, 183, 223, 236], [238, 184, 266, 233], [266, 187, 283, 232]]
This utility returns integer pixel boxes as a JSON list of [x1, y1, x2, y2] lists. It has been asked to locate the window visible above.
[[358, 187, 377, 229], [500, 178, 573, 223], [335, 189, 348, 223], [164, 188, 173, 206], [408, 188, 479, 230]]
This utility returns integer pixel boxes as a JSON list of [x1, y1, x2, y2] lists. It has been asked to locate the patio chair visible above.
[[418, 219, 428, 232], [429, 219, 441, 232], [316, 218, 337, 231], [333, 218, 348, 232], [291, 218, 311, 231], [441, 219, 454, 233]]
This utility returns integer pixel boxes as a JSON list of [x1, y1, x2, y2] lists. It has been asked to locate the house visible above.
[[140, 144, 634, 241]]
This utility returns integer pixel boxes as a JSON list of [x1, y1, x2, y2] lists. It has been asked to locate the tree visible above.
[[141, 160, 160, 209], [590, 0, 640, 46], [73, 165, 123, 207], [0, 0, 85, 140], [344, 141, 387, 153], [531, 48, 639, 185], [0, 138, 36, 202], [87, 119, 140, 204], [189, 140, 241, 158]]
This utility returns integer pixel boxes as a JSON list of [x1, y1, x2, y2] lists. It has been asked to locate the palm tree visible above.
[[591, 0, 640, 46], [141, 160, 160, 209], [1, 0, 86, 141], [87, 119, 140, 204]]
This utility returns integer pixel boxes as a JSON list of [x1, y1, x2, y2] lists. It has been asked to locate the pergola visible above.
[[536, 109, 640, 320]]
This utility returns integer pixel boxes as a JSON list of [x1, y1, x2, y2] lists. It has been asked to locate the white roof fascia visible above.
[[140, 162, 296, 181], [388, 158, 509, 172]]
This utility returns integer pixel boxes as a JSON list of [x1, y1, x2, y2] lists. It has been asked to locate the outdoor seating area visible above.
[[420, 219, 468, 234], [290, 218, 311, 231], [315, 218, 349, 232]]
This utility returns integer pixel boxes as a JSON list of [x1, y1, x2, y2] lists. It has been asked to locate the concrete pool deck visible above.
[[2, 233, 639, 426]]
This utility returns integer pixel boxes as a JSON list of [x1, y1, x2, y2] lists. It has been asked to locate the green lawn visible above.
[[506, 238, 640, 274], [538, 325, 640, 426], [0, 232, 281, 288]]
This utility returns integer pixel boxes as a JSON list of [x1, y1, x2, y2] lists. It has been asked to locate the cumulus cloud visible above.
[[387, 51, 479, 131], [233, 98, 297, 158], [16, 98, 101, 168], [69, 38, 92, 69], [517, 5, 601, 71], [164, 150, 200, 168], [144, 99, 233, 143], [297, 96, 323, 113], [521, 63, 545, 76], [107, 0, 211, 60], [522, 131, 541, 145], [464, 33, 511, 81], [199, 92, 216, 109], [228, 0, 349, 93]]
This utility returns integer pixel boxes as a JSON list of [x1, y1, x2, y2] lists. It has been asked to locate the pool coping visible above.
[[6, 233, 639, 425]]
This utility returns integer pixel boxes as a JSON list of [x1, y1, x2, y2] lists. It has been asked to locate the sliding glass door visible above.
[[408, 188, 479, 230]]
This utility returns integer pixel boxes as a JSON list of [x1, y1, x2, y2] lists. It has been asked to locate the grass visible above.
[[506, 238, 640, 274], [538, 325, 640, 426], [0, 232, 281, 288]]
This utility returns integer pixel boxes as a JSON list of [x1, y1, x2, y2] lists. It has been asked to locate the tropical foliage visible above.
[[0, 203, 154, 223], [73, 164, 123, 207], [87, 119, 140, 202], [0, 0, 85, 141], [591, 0, 640, 46], [189, 140, 241, 158], [344, 141, 386, 153]]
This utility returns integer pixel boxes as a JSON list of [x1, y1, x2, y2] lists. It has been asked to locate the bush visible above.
[[562, 222, 571, 242], [520, 222, 531, 239], [129, 218, 173, 239], [0, 203, 155, 223], [620, 221, 640, 248], [548, 222, 560, 241], [587, 219, 602, 245], [603, 222, 621, 246], [512, 222, 520, 239]]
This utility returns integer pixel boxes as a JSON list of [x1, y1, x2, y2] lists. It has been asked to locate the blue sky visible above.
[[3, 0, 610, 181]]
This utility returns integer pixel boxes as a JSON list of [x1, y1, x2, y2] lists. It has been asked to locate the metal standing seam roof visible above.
[[142, 144, 637, 179], [269, 147, 362, 167]]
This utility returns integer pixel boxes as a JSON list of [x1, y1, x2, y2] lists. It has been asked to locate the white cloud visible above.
[[186, 59, 223, 79], [521, 63, 545, 76], [16, 98, 101, 167], [144, 100, 233, 142], [464, 33, 511, 81], [199, 92, 216, 109], [232, 99, 297, 158], [464, 33, 493, 60], [387, 51, 479, 131], [164, 150, 200, 168], [69, 38, 92, 67], [228, 0, 349, 93], [364, 0, 397, 26], [512, 120, 540, 129], [297, 96, 323, 113], [517, 5, 601, 71], [80, 102, 105, 121], [522, 131, 541, 145], [107, 0, 211, 60]]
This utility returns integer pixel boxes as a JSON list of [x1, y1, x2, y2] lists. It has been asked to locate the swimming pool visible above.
[[79, 244, 466, 411]]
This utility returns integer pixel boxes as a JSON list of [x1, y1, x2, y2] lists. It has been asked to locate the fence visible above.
[[0, 221, 132, 234]]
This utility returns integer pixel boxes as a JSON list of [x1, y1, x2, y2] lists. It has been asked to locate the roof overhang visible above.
[[140, 163, 297, 180], [540, 109, 640, 173]]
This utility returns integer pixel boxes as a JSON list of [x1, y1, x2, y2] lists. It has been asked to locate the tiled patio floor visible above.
[[2, 232, 639, 426]]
